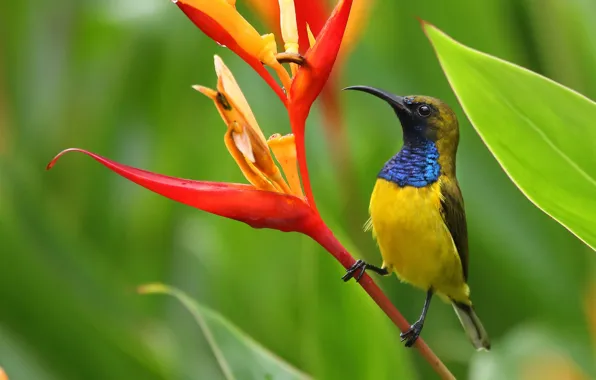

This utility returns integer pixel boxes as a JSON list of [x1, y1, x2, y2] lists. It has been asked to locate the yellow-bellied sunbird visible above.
[[342, 86, 490, 351]]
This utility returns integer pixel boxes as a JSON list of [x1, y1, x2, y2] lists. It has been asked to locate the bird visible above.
[[342, 85, 490, 351]]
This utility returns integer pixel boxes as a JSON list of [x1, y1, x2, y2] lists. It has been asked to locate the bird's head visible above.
[[344, 86, 459, 150]]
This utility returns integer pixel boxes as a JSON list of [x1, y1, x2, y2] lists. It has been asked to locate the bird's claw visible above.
[[342, 259, 367, 282], [400, 321, 423, 348]]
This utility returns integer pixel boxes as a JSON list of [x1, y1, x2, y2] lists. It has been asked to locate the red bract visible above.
[[290, 0, 352, 116], [293, 0, 328, 55], [48, 149, 318, 232], [288, 0, 353, 209]]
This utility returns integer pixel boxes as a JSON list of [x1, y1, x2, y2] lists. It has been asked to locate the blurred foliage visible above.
[[425, 23, 596, 253], [1, 0, 595, 379], [139, 283, 312, 380]]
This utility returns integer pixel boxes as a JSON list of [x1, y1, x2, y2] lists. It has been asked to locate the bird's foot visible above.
[[400, 320, 424, 348], [342, 260, 367, 282], [342, 260, 388, 282]]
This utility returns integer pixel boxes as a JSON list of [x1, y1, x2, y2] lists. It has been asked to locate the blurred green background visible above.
[[2, 0, 596, 379]]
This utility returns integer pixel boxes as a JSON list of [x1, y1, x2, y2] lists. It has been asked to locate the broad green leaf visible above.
[[138, 283, 311, 380], [423, 23, 596, 251]]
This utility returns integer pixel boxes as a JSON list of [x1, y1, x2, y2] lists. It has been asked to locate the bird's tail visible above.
[[452, 302, 491, 351]]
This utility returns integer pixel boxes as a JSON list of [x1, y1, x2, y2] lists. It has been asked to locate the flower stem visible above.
[[272, 63, 293, 93], [308, 223, 456, 380]]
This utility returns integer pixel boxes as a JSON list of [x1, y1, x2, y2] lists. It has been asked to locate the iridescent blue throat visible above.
[[378, 140, 441, 187]]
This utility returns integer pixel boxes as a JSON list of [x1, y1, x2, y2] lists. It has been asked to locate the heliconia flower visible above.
[[173, 0, 354, 209], [50, 0, 356, 234], [48, 57, 313, 233], [174, 0, 353, 110]]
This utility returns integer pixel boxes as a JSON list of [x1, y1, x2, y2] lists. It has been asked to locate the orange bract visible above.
[[195, 57, 300, 196], [178, 0, 276, 64], [268, 134, 304, 197]]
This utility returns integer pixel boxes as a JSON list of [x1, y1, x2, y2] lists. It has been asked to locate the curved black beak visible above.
[[343, 85, 411, 116]]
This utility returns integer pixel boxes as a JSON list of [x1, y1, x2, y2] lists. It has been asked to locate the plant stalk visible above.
[[307, 219, 455, 380]]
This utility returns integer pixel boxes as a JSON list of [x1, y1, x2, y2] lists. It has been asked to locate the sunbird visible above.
[[342, 86, 490, 351]]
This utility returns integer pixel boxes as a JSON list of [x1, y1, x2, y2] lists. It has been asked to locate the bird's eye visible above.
[[417, 104, 432, 117]]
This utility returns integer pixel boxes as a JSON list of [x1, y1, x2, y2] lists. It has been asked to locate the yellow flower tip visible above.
[[0, 367, 8, 380], [258, 33, 279, 66], [193, 85, 218, 100], [306, 24, 316, 49], [268, 133, 303, 197], [225, 0, 236, 6], [212, 56, 267, 144], [213, 55, 226, 77], [267, 133, 294, 147]]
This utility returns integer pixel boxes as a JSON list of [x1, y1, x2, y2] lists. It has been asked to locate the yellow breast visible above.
[[369, 178, 467, 300]]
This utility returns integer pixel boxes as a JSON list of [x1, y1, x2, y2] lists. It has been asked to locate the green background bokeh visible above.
[[1, 0, 595, 379]]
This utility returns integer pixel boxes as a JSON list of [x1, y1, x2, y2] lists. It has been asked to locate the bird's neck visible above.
[[378, 138, 441, 187]]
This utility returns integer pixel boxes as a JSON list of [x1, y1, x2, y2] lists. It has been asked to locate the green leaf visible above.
[[423, 22, 596, 251], [138, 283, 312, 380]]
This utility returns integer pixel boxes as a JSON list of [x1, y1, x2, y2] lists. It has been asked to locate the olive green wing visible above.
[[439, 179, 469, 281]]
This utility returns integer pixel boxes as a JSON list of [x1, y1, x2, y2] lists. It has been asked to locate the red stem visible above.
[[290, 107, 319, 214], [308, 222, 455, 380]]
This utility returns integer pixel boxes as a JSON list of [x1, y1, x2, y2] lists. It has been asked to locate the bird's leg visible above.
[[342, 259, 389, 282], [400, 289, 433, 348]]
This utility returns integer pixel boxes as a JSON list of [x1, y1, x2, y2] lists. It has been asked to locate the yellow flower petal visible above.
[[232, 126, 255, 162], [195, 57, 293, 194], [224, 127, 278, 191], [278, 0, 299, 55], [213, 55, 267, 146], [306, 23, 316, 49], [259, 34, 292, 90], [268, 134, 304, 197]]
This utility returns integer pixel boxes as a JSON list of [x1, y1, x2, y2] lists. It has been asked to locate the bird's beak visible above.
[[343, 85, 411, 116]]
